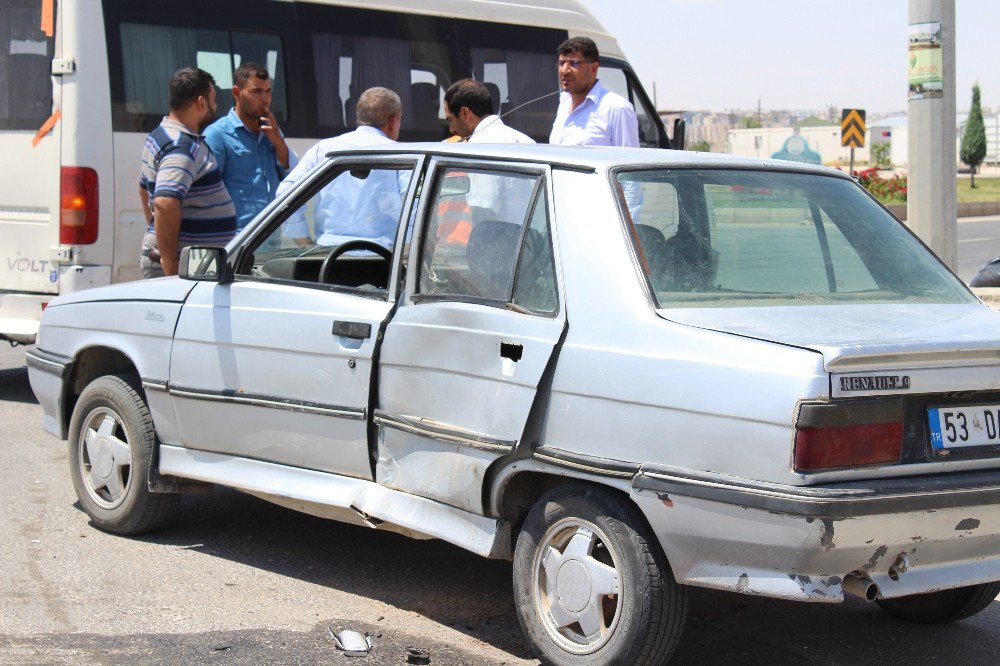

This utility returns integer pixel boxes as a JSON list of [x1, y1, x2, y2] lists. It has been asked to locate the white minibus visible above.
[[0, 0, 671, 345]]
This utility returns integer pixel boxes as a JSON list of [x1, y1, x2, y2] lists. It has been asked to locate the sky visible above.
[[581, 0, 1000, 116]]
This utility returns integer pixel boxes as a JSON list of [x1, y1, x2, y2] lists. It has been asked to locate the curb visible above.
[[888, 201, 1000, 221], [972, 288, 1000, 311]]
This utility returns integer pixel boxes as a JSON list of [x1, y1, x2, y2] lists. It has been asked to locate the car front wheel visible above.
[[513, 483, 687, 665], [876, 582, 1000, 623], [68, 375, 180, 535]]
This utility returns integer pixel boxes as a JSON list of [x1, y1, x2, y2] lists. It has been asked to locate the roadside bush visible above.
[[856, 167, 907, 203]]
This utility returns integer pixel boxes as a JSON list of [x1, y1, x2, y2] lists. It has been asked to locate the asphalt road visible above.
[[958, 214, 1000, 283], [1, 346, 999, 664], [3, 216, 1000, 664]]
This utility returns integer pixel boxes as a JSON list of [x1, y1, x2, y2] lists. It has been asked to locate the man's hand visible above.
[[153, 197, 182, 276], [260, 108, 291, 168]]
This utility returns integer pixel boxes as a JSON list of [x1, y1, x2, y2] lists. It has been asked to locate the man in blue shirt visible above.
[[278, 87, 408, 249], [205, 62, 296, 231]]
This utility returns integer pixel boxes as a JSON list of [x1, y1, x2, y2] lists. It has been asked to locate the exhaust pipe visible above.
[[842, 573, 879, 601]]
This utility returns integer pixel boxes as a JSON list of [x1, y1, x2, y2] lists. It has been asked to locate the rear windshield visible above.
[[617, 169, 975, 308], [0, 0, 55, 130]]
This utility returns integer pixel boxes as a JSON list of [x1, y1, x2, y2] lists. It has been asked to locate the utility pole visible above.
[[907, 0, 957, 269]]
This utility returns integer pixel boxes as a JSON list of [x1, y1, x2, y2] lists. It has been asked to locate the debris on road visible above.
[[328, 627, 372, 656]]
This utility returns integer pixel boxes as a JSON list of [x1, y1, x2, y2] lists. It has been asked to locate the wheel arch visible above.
[[490, 461, 643, 553], [63, 346, 142, 437]]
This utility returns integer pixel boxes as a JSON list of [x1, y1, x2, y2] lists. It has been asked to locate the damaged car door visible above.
[[375, 161, 564, 513], [167, 156, 421, 478]]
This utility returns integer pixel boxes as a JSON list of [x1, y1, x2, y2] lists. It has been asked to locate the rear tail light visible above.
[[60, 166, 99, 245], [794, 401, 904, 471]]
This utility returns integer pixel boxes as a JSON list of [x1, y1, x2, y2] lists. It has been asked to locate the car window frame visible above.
[[230, 152, 426, 302], [406, 157, 561, 317]]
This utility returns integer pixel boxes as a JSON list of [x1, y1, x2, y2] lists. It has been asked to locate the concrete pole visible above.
[[907, 0, 957, 269]]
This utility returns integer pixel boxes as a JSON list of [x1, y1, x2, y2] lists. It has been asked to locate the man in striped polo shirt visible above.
[[139, 67, 237, 278]]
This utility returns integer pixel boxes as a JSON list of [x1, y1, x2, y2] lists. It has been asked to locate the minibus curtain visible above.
[[470, 48, 557, 138], [120, 24, 197, 116], [312, 33, 343, 128], [349, 37, 413, 128]]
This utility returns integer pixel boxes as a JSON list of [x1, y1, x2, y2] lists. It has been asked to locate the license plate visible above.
[[928, 405, 1000, 449]]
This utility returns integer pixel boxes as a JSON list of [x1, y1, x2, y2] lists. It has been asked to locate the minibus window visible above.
[[470, 47, 557, 138], [0, 0, 55, 131]]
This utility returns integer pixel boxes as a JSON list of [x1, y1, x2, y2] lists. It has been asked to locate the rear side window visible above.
[[419, 167, 557, 315], [618, 169, 976, 308], [0, 0, 55, 130]]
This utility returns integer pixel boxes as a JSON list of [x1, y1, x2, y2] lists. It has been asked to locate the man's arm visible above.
[[153, 196, 182, 276], [609, 103, 640, 148], [139, 185, 152, 223], [260, 109, 291, 169]]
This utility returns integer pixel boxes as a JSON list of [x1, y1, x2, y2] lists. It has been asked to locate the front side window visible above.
[[600, 62, 662, 148], [618, 169, 975, 308], [240, 162, 413, 295], [0, 0, 55, 130], [419, 167, 557, 314]]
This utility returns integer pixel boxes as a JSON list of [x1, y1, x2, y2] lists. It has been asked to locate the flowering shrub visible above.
[[856, 167, 908, 203]]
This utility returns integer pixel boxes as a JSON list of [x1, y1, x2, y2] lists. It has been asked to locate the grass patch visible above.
[[957, 177, 1000, 202]]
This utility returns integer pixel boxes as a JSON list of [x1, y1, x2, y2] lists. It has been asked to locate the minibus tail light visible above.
[[60, 167, 98, 245]]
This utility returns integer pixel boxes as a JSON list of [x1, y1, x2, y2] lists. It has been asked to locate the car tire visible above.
[[876, 581, 1000, 623], [513, 483, 687, 665], [68, 375, 180, 535]]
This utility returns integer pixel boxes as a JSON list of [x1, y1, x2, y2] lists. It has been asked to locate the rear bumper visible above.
[[0, 292, 48, 344], [26, 348, 72, 439], [633, 467, 1000, 602]]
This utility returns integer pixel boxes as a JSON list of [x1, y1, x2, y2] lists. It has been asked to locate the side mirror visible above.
[[179, 246, 232, 282], [440, 174, 471, 196]]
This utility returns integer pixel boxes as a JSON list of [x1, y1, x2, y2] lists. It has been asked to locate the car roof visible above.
[[323, 142, 853, 178]]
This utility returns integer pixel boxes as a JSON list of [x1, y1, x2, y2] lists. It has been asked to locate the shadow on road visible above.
[[101, 486, 1000, 664], [0, 367, 38, 404], [125, 488, 535, 660]]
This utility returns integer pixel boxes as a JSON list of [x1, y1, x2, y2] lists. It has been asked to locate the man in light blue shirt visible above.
[[278, 87, 409, 248], [549, 37, 639, 147], [205, 62, 296, 230]]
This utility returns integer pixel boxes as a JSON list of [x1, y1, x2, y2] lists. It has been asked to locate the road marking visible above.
[[959, 237, 992, 243]]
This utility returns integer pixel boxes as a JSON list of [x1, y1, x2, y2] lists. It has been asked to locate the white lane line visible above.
[[959, 237, 992, 243]]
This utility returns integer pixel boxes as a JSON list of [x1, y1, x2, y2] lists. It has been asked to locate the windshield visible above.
[[617, 169, 975, 308]]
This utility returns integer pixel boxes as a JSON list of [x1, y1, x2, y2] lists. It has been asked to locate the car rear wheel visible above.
[[68, 375, 180, 535], [876, 582, 1000, 623], [513, 483, 687, 665]]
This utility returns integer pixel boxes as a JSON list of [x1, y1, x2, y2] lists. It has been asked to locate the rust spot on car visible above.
[[862, 545, 889, 571], [820, 519, 836, 550], [655, 492, 673, 508], [955, 518, 981, 531]]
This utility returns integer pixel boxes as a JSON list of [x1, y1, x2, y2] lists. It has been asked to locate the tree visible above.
[[689, 140, 712, 152], [960, 83, 987, 188], [740, 116, 762, 129]]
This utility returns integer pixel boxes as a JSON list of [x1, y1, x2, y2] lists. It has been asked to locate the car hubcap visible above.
[[79, 408, 133, 509], [533, 518, 622, 654]]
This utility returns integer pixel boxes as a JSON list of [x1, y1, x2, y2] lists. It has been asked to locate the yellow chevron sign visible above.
[[841, 108, 866, 148]]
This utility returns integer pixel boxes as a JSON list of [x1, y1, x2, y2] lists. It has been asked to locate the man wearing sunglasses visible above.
[[549, 36, 639, 147]]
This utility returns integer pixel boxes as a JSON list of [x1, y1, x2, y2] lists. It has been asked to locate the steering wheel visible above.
[[318, 239, 393, 285]]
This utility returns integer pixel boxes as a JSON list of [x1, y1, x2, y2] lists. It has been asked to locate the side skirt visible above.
[[158, 444, 511, 559]]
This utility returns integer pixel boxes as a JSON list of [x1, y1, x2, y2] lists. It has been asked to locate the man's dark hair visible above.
[[234, 62, 270, 88], [444, 79, 494, 119], [556, 36, 599, 62], [168, 67, 216, 110]]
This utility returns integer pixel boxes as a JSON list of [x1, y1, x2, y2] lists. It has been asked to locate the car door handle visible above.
[[500, 342, 523, 362], [332, 320, 372, 340]]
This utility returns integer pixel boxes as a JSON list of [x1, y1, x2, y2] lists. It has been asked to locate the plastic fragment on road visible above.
[[328, 627, 372, 656]]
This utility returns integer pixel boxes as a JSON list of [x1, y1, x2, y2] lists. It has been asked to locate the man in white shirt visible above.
[[277, 87, 409, 248], [549, 36, 639, 147], [443, 79, 535, 144]]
